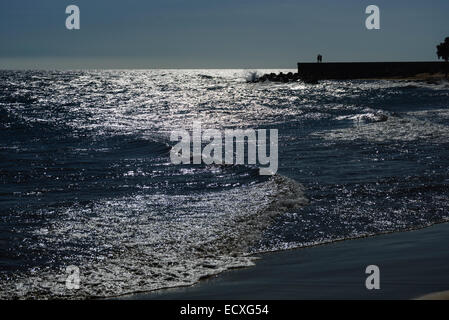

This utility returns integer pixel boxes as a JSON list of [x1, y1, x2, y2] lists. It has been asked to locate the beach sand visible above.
[[416, 290, 449, 300], [120, 222, 449, 300]]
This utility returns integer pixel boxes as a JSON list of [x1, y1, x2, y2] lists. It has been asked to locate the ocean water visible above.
[[0, 70, 448, 299]]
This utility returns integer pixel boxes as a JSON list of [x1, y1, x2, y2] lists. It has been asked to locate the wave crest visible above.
[[0, 175, 308, 299]]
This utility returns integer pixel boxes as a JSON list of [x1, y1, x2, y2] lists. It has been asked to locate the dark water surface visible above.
[[0, 70, 448, 298]]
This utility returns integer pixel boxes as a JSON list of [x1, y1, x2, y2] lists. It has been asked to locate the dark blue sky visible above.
[[1, 0, 448, 68]]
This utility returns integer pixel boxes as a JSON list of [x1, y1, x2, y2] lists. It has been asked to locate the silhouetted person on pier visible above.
[[317, 54, 322, 63]]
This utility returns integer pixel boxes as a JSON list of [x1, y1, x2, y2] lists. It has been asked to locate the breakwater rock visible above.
[[249, 72, 318, 84]]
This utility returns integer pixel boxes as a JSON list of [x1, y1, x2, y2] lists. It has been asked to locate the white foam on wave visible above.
[[0, 175, 307, 299], [315, 109, 449, 143], [244, 70, 262, 83], [336, 112, 389, 124]]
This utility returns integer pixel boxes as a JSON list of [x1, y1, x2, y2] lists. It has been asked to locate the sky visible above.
[[0, 0, 448, 69]]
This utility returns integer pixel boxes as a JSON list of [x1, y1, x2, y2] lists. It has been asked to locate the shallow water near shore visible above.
[[1, 70, 448, 298], [131, 221, 449, 300]]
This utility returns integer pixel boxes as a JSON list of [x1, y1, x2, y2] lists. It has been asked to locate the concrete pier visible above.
[[297, 61, 448, 80]]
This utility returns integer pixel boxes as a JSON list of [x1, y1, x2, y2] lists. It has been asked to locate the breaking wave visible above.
[[244, 70, 261, 83], [317, 110, 449, 143], [0, 175, 307, 299], [1, 70, 449, 300]]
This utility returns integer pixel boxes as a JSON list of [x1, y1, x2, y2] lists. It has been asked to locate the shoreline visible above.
[[119, 222, 449, 300]]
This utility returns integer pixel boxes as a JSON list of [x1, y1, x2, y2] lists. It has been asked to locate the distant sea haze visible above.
[[0, 70, 448, 298]]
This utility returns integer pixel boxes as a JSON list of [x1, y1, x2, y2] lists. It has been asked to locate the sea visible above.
[[0, 69, 448, 298]]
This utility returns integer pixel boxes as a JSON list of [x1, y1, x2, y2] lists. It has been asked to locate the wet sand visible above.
[[417, 290, 449, 300], [121, 222, 449, 300]]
